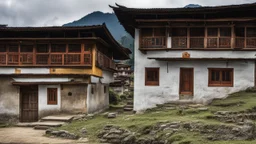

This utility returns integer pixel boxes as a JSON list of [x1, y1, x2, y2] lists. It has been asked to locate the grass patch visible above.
[[56, 91, 256, 143]]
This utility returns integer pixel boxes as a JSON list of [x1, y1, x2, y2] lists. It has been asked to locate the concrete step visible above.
[[127, 101, 133, 105], [124, 107, 133, 111], [40, 115, 74, 122], [16, 121, 65, 127], [34, 125, 50, 130], [124, 105, 134, 108]]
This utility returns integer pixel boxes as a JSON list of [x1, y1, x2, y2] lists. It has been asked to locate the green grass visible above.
[[56, 90, 256, 143]]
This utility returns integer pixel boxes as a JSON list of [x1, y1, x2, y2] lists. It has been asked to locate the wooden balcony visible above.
[[140, 37, 166, 48], [96, 51, 115, 70], [0, 52, 92, 66]]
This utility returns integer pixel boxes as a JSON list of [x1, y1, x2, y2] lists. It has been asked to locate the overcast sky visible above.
[[0, 0, 255, 27]]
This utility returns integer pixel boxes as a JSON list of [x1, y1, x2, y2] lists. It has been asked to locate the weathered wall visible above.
[[61, 84, 87, 113], [87, 83, 109, 114], [0, 77, 19, 122], [134, 28, 255, 111], [38, 85, 61, 118], [111, 86, 124, 95]]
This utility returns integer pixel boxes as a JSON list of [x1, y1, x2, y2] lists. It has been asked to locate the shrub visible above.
[[109, 88, 120, 105], [120, 94, 127, 100]]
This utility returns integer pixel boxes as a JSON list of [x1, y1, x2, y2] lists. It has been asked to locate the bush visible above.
[[120, 94, 127, 100], [109, 89, 120, 105]]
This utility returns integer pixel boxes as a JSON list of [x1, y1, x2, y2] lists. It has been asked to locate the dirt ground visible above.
[[0, 127, 75, 143]]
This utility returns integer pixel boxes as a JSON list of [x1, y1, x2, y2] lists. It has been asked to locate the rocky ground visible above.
[[46, 89, 256, 143]]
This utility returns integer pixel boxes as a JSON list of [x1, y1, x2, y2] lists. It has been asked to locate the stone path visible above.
[[0, 127, 75, 143]]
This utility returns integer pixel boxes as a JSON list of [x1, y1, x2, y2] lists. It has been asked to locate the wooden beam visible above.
[[231, 25, 235, 49], [136, 18, 256, 22]]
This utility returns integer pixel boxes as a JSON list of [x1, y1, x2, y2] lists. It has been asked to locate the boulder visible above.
[[108, 113, 117, 119]]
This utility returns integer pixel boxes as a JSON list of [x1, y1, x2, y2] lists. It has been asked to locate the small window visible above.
[[84, 44, 92, 51], [20, 45, 33, 52], [141, 28, 153, 37], [68, 44, 81, 53], [37, 44, 49, 53], [209, 68, 233, 87], [91, 87, 94, 94], [104, 86, 107, 93], [51, 44, 66, 53], [0, 45, 6, 52], [47, 88, 58, 105], [172, 28, 187, 37], [208, 28, 218, 37], [220, 28, 231, 37], [145, 68, 159, 86], [247, 28, 256, 37], [9, 45, 18, 52]]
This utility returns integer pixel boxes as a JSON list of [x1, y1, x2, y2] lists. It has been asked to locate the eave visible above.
[[148, 57, 256, 61]]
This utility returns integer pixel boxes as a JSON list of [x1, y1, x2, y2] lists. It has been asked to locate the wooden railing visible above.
[[172, 37, 187, 48], [190, 38, 204, 48], [96, 51, 115, 70], [0, 53, 92, 66], [140, 37, 166, 48], [247, 38, 256, 48]]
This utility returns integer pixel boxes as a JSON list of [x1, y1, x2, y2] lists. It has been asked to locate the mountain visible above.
[[63, 11, 129, 42], [184, 4, 202, 8]]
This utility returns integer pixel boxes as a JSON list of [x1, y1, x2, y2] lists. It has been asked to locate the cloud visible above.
[[0, 0, 255, 27]]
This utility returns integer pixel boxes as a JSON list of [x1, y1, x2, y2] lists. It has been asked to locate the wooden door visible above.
[[20, 86, 38, 122], [180, 68, 194, 95]]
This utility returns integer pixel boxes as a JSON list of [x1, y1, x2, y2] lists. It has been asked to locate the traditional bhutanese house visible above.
[[110, 63, 133, 95], [111, 3, 256, 111], [0, 24, 131, 122]]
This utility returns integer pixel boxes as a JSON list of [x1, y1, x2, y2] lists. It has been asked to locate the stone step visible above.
[[34, 125, 50, 130], [16, 121, 65, 127], [127, 101, 133, 105], [40, 115, 74, 122], [124, 105, 134, 108], [124, 107, 133, 111]]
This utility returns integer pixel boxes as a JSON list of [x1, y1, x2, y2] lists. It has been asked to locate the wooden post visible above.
[[204, 27, 207, 48], [231, 25, 235, 49], [18, 44, 20, 65], [6, 45, 8, 65], [245, 27, 247, 48], [81, 44, 84, 65], [33, 43, 36, 65], [187, 28, 190, 48], [217, 28, 220, 48], [48, 44, 51, 65]]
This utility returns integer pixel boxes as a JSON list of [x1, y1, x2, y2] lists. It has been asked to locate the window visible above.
[[20, 45, 33, 52], [68, 44, 81, 53], [0, 45, 6, 52], [104, 86, 107, 93], [190, 28, 204, 48], [171, 28, 187, 48], [91, 87, 94, 94], [208, 68, 233, 87], [9, 45, 18, 52], [47, 88, 58, 105], [51, 44, 66, 52], [145, 68, 159, 86], [36, 44, 49, 53], [140, 28, 166, 48]]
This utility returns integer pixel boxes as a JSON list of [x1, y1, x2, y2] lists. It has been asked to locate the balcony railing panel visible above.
[[36, 54, 49, 64], [8, 54, 19, 64], [64, 54, 81, 64], [20, 53, 33, 64], [219, 38, 231, 48], [207, 38, 218, 48], [0, 54, 6, 64], [96, 51, 115, 70], [140, 37, 166, 48], [247, 38, 256, 48], [50, 54, 63, 64], [172, 37, 187, 48], [190, 38, 204, 48], [235, 38, 245, 48]]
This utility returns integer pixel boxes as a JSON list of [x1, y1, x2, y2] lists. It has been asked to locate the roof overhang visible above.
[[12, 81, 88, 86], [148, 57, 256, 61]]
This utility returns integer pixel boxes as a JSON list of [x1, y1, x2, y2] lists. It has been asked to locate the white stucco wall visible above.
[[87, 83, 109, 114], [101, 70, 114, 84], [134, 28, 256, 111], [0, 68, 50, 74], [38, 85, 61, 117]]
